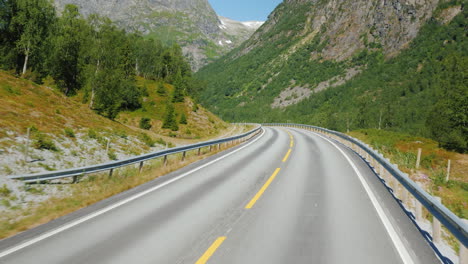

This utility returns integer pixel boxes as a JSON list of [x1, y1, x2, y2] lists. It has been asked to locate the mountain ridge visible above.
[[196, 0, 467, 151], [54, 0, 263, 70]]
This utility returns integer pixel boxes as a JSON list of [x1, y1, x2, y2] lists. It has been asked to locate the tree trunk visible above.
[[89, 60, 100, 109], [22, 42, 30, 75]]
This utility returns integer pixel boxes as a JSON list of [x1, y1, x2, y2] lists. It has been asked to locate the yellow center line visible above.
[[290, 140, 294, 147], [282, 149, 292, 162], [195, 237, 227, 264], [245, 168, 281, 209]]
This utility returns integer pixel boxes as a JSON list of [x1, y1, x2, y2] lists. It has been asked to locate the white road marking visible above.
[[309, 131, 415, 264], [0, 129, 266, 259]]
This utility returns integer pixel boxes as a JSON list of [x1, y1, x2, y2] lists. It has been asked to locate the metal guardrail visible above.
[[265, 123, 468, 249], [9, 125, 262, 183]]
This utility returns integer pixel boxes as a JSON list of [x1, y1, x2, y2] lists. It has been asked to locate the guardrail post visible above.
[[460, 219, 468, 264], [182, 151, 186, 161], [72, 175, 78, 184], [402, 188, 409, 208], [139, 161, 144, 173], [415, 182, 423, 221], [415, 197, 423, 221], [198, 148, 201, 156], [109, 169, 114, 178], [432, 196, 442, 244], [379, 164, 384, 179], [163, 155, 168, 167], [209, 145, 212, 152]]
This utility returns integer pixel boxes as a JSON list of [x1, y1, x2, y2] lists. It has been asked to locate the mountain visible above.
[[53, 0, 263, 70], [196, 0, 467, 151]]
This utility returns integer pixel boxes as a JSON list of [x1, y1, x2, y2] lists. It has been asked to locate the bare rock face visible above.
[[54, 0, 262, 70], [242, 0, 440, 62]]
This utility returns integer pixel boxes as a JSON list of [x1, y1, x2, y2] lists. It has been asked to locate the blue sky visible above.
[[208, 0, 283, 22]]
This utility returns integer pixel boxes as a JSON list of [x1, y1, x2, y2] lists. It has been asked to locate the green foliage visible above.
[[0, 184, 11, 197], [87, 129, 98, 139], [139, 117, 152, 130], [139, 133, 155, 147], [9, 0, 56, 74], [171, 69, 185, 103], [107, 150, 117, 160], [179, 113, 187, 124], [0, 2, 201, 121], [156, 82, 166, 96], [48, 4, 87, 95], [192, 103, 199, 112], [162, 102, 179, 131], [33, 133, 58, 151], [64, 127, 75, 138], [196, 3, 467, 152]]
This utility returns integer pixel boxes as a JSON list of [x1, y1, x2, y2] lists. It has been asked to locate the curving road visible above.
[[0, 127, 440, 264]]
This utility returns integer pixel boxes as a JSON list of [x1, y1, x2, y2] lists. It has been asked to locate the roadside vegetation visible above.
[[0, 1, 205, 120], [348, 129, 467, 219]]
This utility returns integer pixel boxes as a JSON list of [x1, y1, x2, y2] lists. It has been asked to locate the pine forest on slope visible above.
[[196, 0, 467, 152]]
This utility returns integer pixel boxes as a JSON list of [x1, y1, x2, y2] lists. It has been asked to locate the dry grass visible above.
[[0, 141, 242, 239], [0, 71, 232, 151], [348, 129, 467, 218]]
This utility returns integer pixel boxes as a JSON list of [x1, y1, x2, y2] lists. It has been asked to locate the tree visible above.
[[49, 4, 87, 95], [11, 0, 56, 75], [172, 69, 185, 103], [139, 117, 152, 130], [162, 103, 178, 131], [427, 55, 467, 152], [180, 113, 187, 124], [157, 82, 166, 96]]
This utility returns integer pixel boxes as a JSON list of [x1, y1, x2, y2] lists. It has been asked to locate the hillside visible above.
[[196, 0, 467, 152], [0, 71, 229, 178], [54, 0, 263, 70]]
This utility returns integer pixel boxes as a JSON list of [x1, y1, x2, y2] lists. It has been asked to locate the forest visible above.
[[0, 0, 202, 124]]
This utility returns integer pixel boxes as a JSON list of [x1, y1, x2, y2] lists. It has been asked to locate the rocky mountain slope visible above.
[[196, 0, 466, 151], [54, 0, 262, 70]]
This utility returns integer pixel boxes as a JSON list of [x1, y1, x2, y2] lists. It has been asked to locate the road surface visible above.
[[0, 127, 440, 264]]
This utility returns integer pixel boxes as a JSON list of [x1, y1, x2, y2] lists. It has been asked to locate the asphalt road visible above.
[[0, 127, 440, 264]]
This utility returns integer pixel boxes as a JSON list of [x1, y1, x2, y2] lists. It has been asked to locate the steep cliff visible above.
[[54, 0, 262, 70]]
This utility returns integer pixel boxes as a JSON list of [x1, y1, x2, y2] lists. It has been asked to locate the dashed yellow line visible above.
[[195, 237, 227, 264], [245, 168, 281, 209], [282, 149, 292, 162]]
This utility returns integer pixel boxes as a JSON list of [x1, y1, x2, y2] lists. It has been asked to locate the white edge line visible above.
[[0, 128, 266, 258], [310, 131, 415, 264]]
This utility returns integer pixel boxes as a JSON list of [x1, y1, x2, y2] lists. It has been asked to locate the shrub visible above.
[[139, 133, 155, 147], [116, 130, 128, 139], [139, 117, 152, 130], [34, 134, 58, 151], [88, 129, 98, 139], [108, 151, 118, 160], [0, 184, 11, 197], [64, 128, 75, 138], [180, 113, 187, 124]]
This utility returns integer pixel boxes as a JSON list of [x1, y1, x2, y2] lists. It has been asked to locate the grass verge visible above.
[[0, 141, 245, 239]]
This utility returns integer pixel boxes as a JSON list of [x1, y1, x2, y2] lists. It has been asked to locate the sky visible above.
[[208, 0, 283, 22]]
